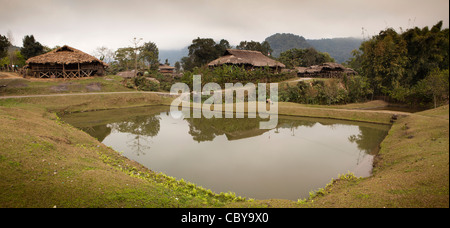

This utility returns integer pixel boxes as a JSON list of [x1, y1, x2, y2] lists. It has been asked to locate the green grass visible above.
[[0, 105, 246, 208], [0, 75, 134, 96], [295, 105, 449, 208], [0, 92, 173, 114]]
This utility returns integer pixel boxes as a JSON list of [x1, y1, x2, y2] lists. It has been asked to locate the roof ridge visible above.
[[227, 49, 262, 54], [26, 45, 107, 66]]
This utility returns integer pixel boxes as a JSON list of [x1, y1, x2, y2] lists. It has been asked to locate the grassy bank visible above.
[[303, 105, 449, 208], [1, 92, 448, 208], [0, 75, 133, 96], [0, 99, 246, 208]]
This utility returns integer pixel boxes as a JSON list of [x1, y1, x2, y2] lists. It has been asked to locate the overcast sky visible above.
[[1, 0, 448, 54]]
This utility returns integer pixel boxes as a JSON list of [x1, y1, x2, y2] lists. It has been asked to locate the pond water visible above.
[[62, 106, 390, 201]]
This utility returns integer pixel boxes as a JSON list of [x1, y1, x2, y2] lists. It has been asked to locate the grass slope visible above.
[[0, 75, 133, 96], [301, 105, 449, 208], [0, 104, 246, 208]]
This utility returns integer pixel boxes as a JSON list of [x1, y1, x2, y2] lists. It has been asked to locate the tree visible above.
[[140, 41, 159, 71], [0, 34, 10, 59], [0, 50, 26, 69], [278, 48, 335, 68], [402, 21, 449, 85], [181, 56, 195, 72], [21, 35, 44, 59], [359, 28, 408, 96], [216, 39, 231, 55], [188, 38, 219, 67], [345, 49, 363, 74], [174, 61, 181, 73], [131, 37, 143, 76], [236, 40, 272, 56], [417, 69, 449, 108], [114, 47, 134, 71], [94, 46, 115, 63], [352, 21, 448, 102], [183, 38, 231, 71]]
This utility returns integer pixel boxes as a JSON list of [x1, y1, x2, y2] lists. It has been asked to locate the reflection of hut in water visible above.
[[81, 125, 112, 142], [25, 45, 108, 78], [296, 62, 357, 78], [186, 117, 270, 142], [224, 128, 269, 141], [208, 49, 286, 73]]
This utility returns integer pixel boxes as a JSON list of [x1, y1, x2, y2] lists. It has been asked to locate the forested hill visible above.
[[265, 33, 363, 63], [307, 38, 363, 63], [264, 33, 312, 57]]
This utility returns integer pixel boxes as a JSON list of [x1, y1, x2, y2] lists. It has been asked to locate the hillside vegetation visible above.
[[264, 33, 363, 63]]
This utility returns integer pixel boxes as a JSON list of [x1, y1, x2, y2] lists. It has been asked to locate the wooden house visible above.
[[25, 45, 108, 78], [158, 64, 175, 74], [296, 62, 357, 78], [208, 49, 285, 72]]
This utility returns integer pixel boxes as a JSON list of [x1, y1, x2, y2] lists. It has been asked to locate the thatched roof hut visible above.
[[158, 64, 175, 74], [25, 45, 108, 78], [208, 49, 285, 71], [296, 62, 357, 78]]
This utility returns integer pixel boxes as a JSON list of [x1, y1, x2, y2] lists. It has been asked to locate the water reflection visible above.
[[108, 115, 160, 156], [62, 106, 390, 200]]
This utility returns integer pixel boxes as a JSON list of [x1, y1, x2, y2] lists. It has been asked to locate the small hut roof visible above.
[[297, 62, 354, 74], [159, 64, 175, 70], [306, 65, 322, 73], [295, 67, 308, 73], [208, 49, 285, 68], [344, 68, 357, 75], [320, 62, 346, 71], [26, 45, 108, 66]]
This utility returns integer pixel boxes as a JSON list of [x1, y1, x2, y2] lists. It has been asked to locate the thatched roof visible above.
[[26, 45, 108, 66], [320, 62, 346, 71], [296, 62, 356, 75], [159, 64, 175, 70], [208, 49, 285, 68]]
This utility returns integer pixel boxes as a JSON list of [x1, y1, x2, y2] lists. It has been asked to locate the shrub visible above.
[[133, 76, 160, 91], [280, 76, 371, 105]]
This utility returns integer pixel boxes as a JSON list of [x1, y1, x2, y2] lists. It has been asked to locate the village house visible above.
[[158, 64, 175, 74], [25, 45, 108, 78], [296, 62, 357, 78], [208, 49, 285, 72]]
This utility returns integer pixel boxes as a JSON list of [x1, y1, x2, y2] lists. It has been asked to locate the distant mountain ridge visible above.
[[265, 33, 312, 57], [307, 37, 363, 63], [265, 33, 363, 63]]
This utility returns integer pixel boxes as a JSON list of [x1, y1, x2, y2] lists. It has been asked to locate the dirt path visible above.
[[286, 77, 313, 83], [330, 106, 412, 116], [0, 72, 22, 79], [0, 91, 177, 99]]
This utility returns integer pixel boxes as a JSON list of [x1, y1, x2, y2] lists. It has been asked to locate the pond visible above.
[[62, 106, 390, 201]]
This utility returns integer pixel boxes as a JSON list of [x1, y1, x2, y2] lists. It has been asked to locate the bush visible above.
[[280, 76, 372, 105], [133, 76, 160, 91], [343, 75, 373, 103], [379, 69, 449, 109], [181, 65, 296, 89], [411, 69, 449, 108]]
